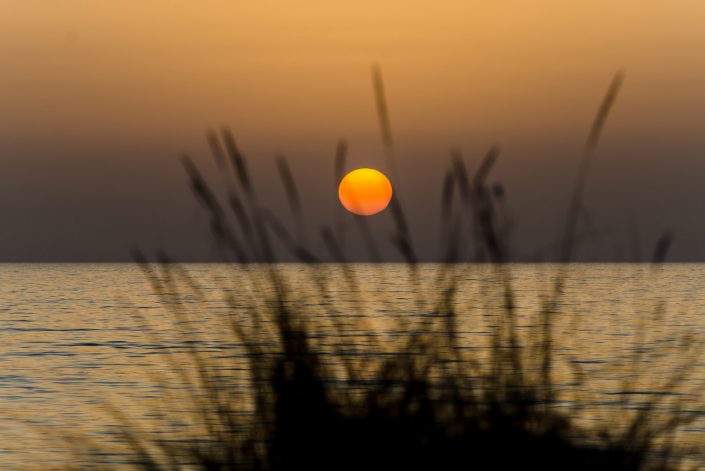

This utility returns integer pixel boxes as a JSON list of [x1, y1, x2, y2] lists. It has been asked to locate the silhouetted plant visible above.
[[67, 71, 705, 470]]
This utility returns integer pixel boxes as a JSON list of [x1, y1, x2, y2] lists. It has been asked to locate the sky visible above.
[[2, 0, 705, 261]]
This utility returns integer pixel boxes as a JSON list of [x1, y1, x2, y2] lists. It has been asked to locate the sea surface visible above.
[[0, 263, 704, 468]]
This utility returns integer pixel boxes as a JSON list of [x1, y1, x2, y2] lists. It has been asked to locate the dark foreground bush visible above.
[[67, 71, 703, 470]]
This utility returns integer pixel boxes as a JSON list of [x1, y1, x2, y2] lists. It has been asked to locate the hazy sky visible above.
[[2, 1, 705, 261]]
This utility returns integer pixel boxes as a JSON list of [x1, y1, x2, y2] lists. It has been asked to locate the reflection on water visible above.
[[0, 263, 703, 467]]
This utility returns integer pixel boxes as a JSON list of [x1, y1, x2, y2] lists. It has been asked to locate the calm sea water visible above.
[[0, 263, 704, 468]]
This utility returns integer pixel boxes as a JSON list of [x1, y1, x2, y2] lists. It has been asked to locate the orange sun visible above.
[[338, 168, 393, 216]]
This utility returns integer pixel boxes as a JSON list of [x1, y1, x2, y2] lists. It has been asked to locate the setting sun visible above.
[[338, 168, 393, 216]]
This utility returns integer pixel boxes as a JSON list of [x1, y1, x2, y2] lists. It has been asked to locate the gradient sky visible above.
[[2, 1, 705, 261]]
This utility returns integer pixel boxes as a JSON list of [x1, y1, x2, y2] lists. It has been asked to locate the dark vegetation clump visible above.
[[69, 71, 704, 470]]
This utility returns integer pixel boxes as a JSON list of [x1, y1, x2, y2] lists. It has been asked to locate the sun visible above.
[[338, 168, 393, 216]]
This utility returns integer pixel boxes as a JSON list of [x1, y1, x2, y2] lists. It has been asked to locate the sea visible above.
[[0, 263, 704, 468]]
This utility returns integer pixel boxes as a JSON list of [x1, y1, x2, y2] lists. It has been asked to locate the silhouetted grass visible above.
[[65, 71, 705, 470]]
